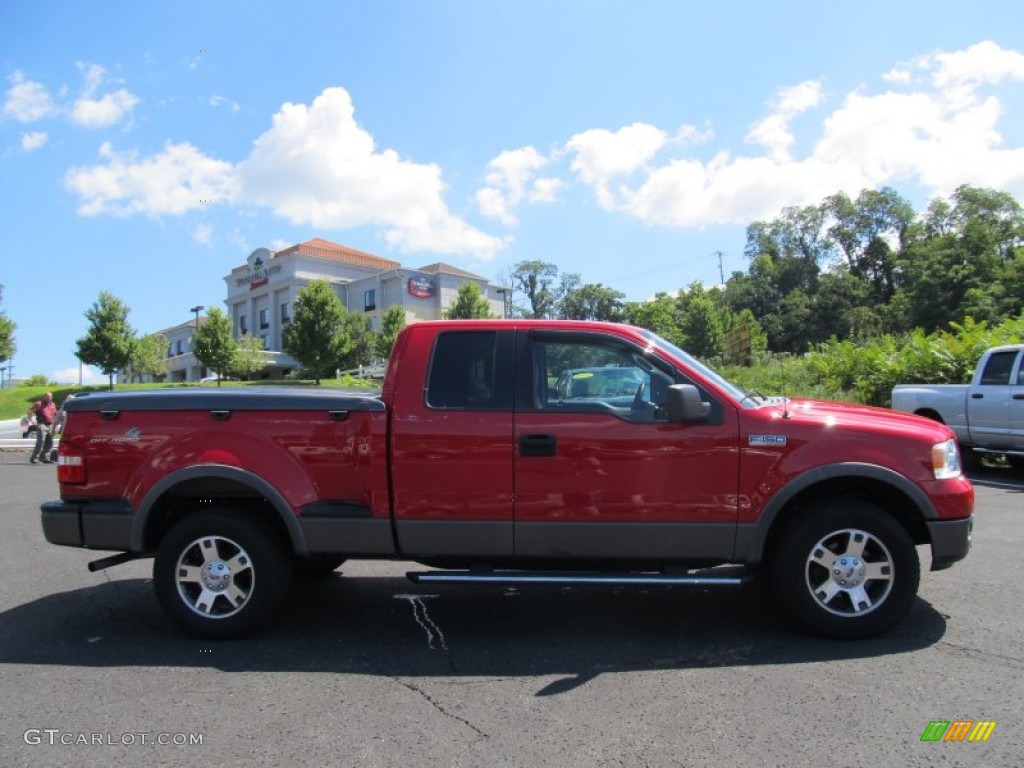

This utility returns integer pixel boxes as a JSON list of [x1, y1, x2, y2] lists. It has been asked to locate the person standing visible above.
[[28, 392, 58, 464]]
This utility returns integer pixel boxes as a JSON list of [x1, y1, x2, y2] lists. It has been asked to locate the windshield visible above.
[[637, 328, 756, 407]]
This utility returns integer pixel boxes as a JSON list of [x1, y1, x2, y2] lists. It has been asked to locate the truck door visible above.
[[1012, 352, 1024, 450], [513, 330, 740, 563], [967, 349, 1021, 449], [389, 329, 516, 558]]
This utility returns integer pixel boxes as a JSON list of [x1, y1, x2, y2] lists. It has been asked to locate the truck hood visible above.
[[760, 397, 954, 443]]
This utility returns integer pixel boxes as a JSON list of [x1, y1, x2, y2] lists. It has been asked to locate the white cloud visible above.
[[564, 41, 1024, 228], [2, 71, 55, 122], [929, 40, 1024, 89], [70, 62, 139, 128], [475, 146, 562, 226], [237, 87, 507, 258], [209, 94, 240, 114], [64, 141, 238, 216], [63, 87, 506, 259], [566, 123, 668, 209], [20, 131, 48, 151], [192, 223, 213, 244], [745, 80, 824, 161]]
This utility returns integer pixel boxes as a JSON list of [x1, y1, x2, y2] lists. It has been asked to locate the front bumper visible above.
[[926, 516, 973, 571], [41, 499, 133, 551]]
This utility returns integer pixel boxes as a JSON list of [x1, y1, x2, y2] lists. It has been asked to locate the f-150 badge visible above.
[[749, 435, 787, 446]]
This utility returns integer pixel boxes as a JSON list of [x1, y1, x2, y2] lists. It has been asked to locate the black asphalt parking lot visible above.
[[0, 452, 1021, 767]]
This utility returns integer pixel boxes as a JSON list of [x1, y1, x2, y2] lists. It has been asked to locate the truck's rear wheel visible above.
[[769, 500, 919, 639], [154, 511, 291, 639]]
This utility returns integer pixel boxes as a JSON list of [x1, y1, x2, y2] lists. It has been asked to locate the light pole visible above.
[[189, 306, 204, 382]]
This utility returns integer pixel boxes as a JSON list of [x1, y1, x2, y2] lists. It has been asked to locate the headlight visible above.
[[932, 439, 961, 479]]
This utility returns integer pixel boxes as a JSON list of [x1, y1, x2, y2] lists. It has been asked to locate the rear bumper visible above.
[[41, 499, 133, 551], [927, 516, 973, 571]]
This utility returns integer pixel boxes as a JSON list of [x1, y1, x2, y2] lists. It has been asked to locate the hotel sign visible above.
[[236, 249, 283, 289], [408, 275, 436, 298]]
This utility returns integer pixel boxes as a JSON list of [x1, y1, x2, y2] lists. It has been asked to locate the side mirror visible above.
[[666, 384, 711, 424]]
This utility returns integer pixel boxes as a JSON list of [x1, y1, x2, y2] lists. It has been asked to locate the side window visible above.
[[979, 351, 1017, 385], [426, 332, 497, 410], [537, 339, 674, 422]]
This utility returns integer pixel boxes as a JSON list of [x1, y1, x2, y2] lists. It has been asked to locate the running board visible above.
[[406, 570, 751, 587]]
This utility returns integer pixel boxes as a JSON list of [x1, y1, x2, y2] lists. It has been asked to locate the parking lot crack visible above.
[[936, 641, 1024, 669], [392, 678, 488, 739], [394, 594, 459, 673]]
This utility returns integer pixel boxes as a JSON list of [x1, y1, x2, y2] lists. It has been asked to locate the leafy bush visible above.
[[809, 314, 1024, 406]]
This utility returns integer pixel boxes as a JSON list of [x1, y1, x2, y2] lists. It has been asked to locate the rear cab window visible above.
[[425, 331, 514, 410]]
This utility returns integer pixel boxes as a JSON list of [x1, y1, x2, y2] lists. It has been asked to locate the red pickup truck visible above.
[[42, 320, 973, 640]]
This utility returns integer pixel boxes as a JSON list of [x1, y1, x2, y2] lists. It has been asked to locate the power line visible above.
[[611, 250, 730, 285]]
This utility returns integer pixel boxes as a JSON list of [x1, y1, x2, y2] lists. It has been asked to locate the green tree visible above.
[[192, 308, 238, 385], [560, 283, 625, 321], [0, 312, 15, 365], [338, 312, 377, 370], [232, 333, 265, 380], [680, 294, 724, 358], [825, 187, 913, 301], [376, 305, 406, 359], [127, 332, 169, 382], [444, 282, 492, 319], [75, 291, 136, 390], [283, 280, 350, 384], [623, 293, 685, 348], [509, 260, 563, 318]]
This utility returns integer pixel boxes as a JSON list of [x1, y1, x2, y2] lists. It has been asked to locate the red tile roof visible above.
[[230, 238, 401, 274], [276, 238, 401, 270]]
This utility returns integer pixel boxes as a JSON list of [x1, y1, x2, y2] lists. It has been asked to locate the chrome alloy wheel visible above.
[[804, 527, 894, 617], [174, 535, 254, 619]]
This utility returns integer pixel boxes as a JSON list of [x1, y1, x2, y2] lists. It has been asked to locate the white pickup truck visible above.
[[892, 344, 1024, 466]]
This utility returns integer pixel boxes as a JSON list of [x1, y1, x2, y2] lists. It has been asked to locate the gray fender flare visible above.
[[736, 462, 938, 565], [130, 464, 308, 556]]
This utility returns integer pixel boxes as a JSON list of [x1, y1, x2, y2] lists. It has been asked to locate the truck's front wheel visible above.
[[770, 500, 920, 639], [153, 511, 291, 639]]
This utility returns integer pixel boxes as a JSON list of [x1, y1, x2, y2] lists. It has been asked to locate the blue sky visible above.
[[2, 1, 1023, 384]]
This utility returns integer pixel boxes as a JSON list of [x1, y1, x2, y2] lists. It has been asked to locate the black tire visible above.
[[293, 557, 346, 579], [769, 499, 919, 639], [153, 511, 292, 640]]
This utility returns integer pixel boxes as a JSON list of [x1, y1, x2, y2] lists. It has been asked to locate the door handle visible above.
[[520, 434, 557, 457], [1013, 394, 1024, 401], [971, 393, 983, 399]]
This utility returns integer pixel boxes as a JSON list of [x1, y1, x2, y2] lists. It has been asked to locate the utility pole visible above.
[[712, 251, 725, 285]]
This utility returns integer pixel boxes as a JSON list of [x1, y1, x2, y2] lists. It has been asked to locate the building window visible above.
[[259, 334, 269, 349], [364, 289, 376, 312], [259, 308, 269, 329], [176, 339, 184, 356], [280, 302, 290, 323], [240, 315, 248, 335]]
